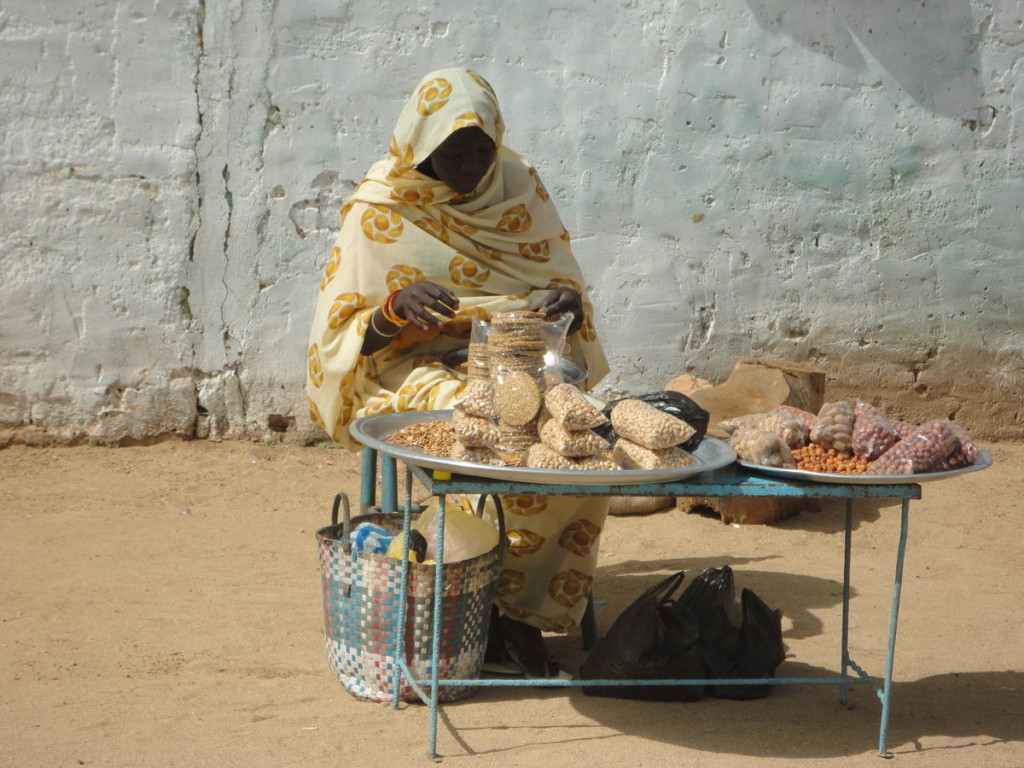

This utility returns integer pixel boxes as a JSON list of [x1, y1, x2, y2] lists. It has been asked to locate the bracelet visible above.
[[381, 290, 408, 326], [369, 308, 402, 338]]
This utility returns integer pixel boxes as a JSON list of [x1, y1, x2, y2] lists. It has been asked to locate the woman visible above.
[[307, 67, 610, 676]]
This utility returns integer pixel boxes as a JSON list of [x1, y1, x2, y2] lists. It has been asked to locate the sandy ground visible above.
[[1, 439, 1022, 768]]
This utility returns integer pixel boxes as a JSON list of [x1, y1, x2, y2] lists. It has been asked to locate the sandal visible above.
[[482, 608, 526, 676], [498, 615, 559, 679]]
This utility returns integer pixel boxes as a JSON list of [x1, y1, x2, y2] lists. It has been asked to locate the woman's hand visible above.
[[361, 281, 460, 356], [539, 287, 584, 334], [391, 282, 460, 330]]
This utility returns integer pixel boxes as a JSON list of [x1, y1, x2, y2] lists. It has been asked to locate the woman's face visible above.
[[427, 127, 497, 194]]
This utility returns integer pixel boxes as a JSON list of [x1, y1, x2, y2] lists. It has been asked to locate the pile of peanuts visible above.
[[790, 443, 870, 474]]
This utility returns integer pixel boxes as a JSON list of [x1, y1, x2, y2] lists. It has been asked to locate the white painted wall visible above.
[[1, 0, 1021, 444]]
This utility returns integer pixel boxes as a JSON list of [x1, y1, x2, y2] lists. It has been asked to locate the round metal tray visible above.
[[349, 410, 737, 486], [737, 449, 993, 485]]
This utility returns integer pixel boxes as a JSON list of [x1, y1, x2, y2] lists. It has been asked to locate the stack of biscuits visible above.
[[487, 311, 549, 466]]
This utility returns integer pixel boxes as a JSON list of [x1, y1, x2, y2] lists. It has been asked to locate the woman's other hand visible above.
[[391, 281, 460, 330], [539, 287, 584, 334]]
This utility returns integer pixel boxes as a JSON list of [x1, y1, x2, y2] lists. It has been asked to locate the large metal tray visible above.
[[349, 410, 737, 486], [738, 449, 993, 485]]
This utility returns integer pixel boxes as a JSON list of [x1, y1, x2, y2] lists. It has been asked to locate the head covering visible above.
[[307, 67, 609, 447]]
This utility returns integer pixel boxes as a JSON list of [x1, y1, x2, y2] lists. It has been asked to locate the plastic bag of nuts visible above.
[[867, 419, 958, 475], [764, 412, 808, 448], [769, 405, 817, 432], [544, 383, 607, 430], [932, 422, 980, 470], [891, 419, 917, 441], [451, 407, 499, 448], [524, 442, 576, 470], [852, 401, 898, 461], [538, 416, 610, 458], [612, 438, 697, 471], [611, 398, 696, 450], [730, 427, 796, 468], [574, 453, 620, 471], [718, 414, 755, 435], [450, 441, 505, 466], [454, 379, 495, 419], [809, 401, 855, 454], [720, 412, 806, 449]]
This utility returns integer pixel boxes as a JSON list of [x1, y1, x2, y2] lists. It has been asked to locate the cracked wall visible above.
[[0, 0, 1021, 445]]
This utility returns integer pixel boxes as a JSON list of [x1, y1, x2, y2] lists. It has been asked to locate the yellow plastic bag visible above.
[[387, 498, 498, 564]]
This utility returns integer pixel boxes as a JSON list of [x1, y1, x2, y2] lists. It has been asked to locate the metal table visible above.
[[357, 446, 923, 759]]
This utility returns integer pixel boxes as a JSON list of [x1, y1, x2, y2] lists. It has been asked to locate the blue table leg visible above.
[[381, 453, 397, 514], [428, 493, 447, 759], [877, 498, 911, 757], [360, 447, 377, 514], [392, 469, 413, 710], [840, 499, 853, 706]]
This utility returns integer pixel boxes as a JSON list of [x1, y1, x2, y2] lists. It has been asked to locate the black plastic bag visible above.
[[672, 565, 785, 700], [592, 391, 710, 451], [579, 571, 706, 701], [675, 565, 740, 679], [713, 588, 786, 700]]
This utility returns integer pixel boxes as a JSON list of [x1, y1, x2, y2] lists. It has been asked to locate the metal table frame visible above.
[[357, 446, 922, 759]]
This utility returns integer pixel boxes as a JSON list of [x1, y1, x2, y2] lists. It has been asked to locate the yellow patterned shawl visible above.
[[306, 67, 609, 448]]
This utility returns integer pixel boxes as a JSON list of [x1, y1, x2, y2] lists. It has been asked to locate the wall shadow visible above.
[[745, 0, 987, 120]]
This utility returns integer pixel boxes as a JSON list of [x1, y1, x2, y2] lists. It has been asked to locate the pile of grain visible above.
[[386, 420, 455, 458]]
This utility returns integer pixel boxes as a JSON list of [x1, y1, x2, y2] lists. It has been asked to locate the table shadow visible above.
[[586, 556, 848, 648], [565, 666, 1024, 758], [454, 667, 1023, 759]]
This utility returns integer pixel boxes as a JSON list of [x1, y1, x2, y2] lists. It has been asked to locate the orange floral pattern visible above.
[[559, 519, 601, 557], [448, 254, 489, 288], [415, 215, 450, 243], [320, 247, 342, 291], [506, 529, 545, 557], [388, 136, 415, 173], [386, 264, 425, 292], [442, 212, 478, 237], [529, 167, 550, 202], [361, 204, 403, 244], [549, 569, 593, 609], [307, 344, 323, 388], [306, 396, 324, 430], [497, 569, 526, 597], [416, 77, 452, 115], [504, 494, 547, 517], [451, 111, 483, 131], [518, 240, 550, 262], [326, 292, 366, 330], [496, 203, 532, 233]]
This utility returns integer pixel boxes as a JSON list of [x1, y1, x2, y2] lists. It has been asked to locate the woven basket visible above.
[[317, 495, 501, 703]]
